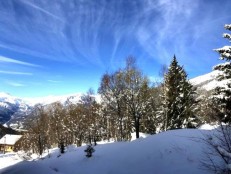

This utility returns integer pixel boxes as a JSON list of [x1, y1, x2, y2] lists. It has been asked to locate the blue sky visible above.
[[0, 0, 231, 98]]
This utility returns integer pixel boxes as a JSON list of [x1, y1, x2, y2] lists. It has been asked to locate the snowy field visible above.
[[0, 128, 214, 174]]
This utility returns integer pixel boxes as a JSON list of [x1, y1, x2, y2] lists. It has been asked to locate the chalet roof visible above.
[[0, 134, 22, 145]]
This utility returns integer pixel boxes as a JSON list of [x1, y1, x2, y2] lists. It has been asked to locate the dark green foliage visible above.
[[160, 55, 199, 130], [212, 24, 231, 123], [214, 24, 231, 61], [201, 24, 231, 174], [214, 63, 231, 80], [213, 63, 231, 122]]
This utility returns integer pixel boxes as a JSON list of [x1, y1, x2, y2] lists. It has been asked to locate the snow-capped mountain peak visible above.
[[0, 92, 101, 128], [0, 92, 23, 105], [22, 93, 84, 106]]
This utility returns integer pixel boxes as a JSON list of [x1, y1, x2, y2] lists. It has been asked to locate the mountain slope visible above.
[[189, 70, 221, 91], [0, 93, 32, 125]]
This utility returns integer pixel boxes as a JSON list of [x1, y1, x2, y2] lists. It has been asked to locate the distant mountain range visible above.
[[0, 92, 32, 127], [0, 92, 94, 129], [0, 70, 223, 130]]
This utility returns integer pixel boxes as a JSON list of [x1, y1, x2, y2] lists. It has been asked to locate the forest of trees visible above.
[[15, 24, 231, 158], [15, 55, 200, 155]]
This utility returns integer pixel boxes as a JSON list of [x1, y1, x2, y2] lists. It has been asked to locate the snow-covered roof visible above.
[[0, 134, 22, 145]]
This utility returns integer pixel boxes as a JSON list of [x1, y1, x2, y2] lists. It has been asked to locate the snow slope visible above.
[[190, 70, 221, 91], [0, 129, 212, 174]]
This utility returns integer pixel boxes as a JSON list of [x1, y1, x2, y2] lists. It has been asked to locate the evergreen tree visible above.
[[160, 55, 198, 130], [213, 24, 231, 123], [179, 69, 199, 128]]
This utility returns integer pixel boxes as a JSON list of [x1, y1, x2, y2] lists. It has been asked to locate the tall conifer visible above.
[[213, 24, 231, 123], [160, 55, 198, 130]]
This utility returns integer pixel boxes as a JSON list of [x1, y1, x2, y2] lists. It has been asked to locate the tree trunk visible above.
[[38, 134, 43, 156], [135, 117, 140, 139], [119, 117, 123, 141], [88, 133, 92, 145]]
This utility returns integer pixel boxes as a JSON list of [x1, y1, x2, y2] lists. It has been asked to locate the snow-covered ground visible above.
[[0, 153, 23, 170], [0, 129, 214, 174]]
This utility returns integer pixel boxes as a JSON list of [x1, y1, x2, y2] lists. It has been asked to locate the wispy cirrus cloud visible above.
[[0, 56, 39, 67], [0, 0, 230, 72], [0, 0, 200, 67], [135, 0, 200, 63], [5, 81, 25, 87], [0, 70, 33, 76], [134, 0, 231, 70], [20, 0, 64, 22]]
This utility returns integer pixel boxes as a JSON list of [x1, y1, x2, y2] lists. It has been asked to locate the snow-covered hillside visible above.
[[0, 129, 213, 174], [190, 70, 221, 91]]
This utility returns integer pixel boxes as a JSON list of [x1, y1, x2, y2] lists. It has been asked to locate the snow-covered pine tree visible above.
[[160, 55, 198, 130], [179, 69, 199, 128], [215, 24, 231, 60], [213, 24, 231, 123]]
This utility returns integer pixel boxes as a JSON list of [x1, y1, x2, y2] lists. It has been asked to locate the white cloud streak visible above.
[[0, 71, 33, 75], [0, 56, 39, 67], [20, 0, 64, 22], [6, 81, 25, 87], [0, 0, 230, 71], [135, 0, 200, 63]]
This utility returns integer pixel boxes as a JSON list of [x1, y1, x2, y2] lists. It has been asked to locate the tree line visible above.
[[16, 24, 231, 157], [16, 55, 200, 155]]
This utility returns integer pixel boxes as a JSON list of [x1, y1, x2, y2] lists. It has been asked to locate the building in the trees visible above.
[[0, 134, 22, 153]]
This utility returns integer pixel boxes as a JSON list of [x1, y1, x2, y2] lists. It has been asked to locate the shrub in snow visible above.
[[84, 145, 95, 158], [202, 124, 231, 174], [59, 142, 65, 154]]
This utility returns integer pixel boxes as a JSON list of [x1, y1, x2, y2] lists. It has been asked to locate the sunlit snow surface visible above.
[[0, 129, 214, 174], [189, 70, 222, 91]]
